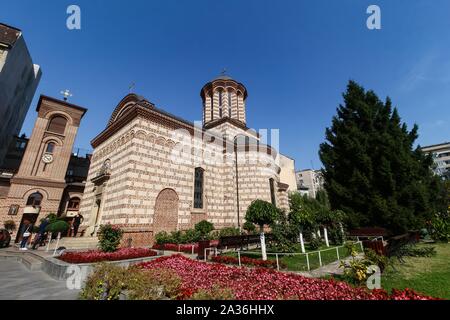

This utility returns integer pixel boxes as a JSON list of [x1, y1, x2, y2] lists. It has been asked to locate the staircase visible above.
[[49, 236, 99, 250]]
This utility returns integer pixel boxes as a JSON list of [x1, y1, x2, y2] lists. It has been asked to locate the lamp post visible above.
[[234, 136, 241, 230]]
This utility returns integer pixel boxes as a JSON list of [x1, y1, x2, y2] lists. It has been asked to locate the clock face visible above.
[[42, 153, 54, 164]]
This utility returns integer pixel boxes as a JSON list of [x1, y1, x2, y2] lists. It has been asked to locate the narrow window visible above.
[[46, 142, 55, 154], [228, 92, 232, 117], [269, 178, 276, 206], [211, 96, 214, 120], [193, 167, 204, 209]]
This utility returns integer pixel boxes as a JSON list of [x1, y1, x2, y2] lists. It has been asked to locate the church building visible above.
[[79, 75, 294, 246]]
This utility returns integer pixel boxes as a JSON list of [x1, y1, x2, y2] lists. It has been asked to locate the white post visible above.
[[52, 232, 61, 256], [306, 253, 310, 271], [299, 232, 305, 253], [260, 231, 267, 261], [192, 245, 195, 255], [317, 229, 321, 238], [324, 227, 330, 247], [46, 232, 53, 252], [275, 254, 280, 271], [238, 251, 241, 267], [318, 251, 322, 267], [336, 247, 340, 260], [340, 223, 345, 241]]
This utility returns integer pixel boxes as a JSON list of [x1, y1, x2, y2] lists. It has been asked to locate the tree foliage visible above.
[[319, 81, 447, 234], [245, 200, 278, 230]]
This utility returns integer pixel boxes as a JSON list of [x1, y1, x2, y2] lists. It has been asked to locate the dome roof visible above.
[[212, 74, 233, 81]]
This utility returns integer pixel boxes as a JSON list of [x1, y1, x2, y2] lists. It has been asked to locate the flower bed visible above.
[[152, 240, 219, 254], [139, 255, 437, 300], [59, 248, 158, 264], [211, 255, 286, 269]]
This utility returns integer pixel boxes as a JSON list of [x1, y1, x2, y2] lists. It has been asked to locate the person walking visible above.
[[72, 213, 84, 237], [32, 217, 50, 250], [20, 220, 32, 250]]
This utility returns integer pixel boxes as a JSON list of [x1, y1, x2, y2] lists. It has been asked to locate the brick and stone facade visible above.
[[79, 76, 291, 247], [0, 96, 87, 241]]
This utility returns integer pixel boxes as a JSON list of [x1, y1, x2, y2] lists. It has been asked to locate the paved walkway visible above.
[[0, 259, 79, 300]]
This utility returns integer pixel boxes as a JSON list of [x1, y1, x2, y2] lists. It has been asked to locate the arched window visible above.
[[193, 167, 204, 209], [46, 142, 55, 154], [26, 192, 43, 207], [67, 197, 81, 210], [228, 91, 232, 117], [218, 90, 223, 118], [47, 116, 67, 135], [269, 178, 276, 206]]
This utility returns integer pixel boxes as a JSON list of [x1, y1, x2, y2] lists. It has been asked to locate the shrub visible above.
[[97, 224, 123, 252], [79, 263, 128, 300], [3, 220, 16, 232], [126, 267, 182, 300], [218, 227, 240, 238], [429, 214, 450, 242], [191, 285, 234, 300], [155, 231, 172, 245], [194, 220, 214, 240], [181, 229, 200, 243], [169, 230, 183, 244], [45, 220, 70, 234], [308, 237, 322, 250], [80, 264, 182, 300], [243, 221, 256, 234], [364, 249, 391, 273]]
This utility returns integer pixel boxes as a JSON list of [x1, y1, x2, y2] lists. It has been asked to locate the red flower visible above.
[[59, 248, 157, 264], [138, 255, 438, 300]]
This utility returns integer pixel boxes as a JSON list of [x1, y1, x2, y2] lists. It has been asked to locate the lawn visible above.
[[381, 242, 450, 299], [221, 243, 364, 271]]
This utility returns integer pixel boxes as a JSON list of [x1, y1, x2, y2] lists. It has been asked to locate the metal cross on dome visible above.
[[60, 89, 73, 101]]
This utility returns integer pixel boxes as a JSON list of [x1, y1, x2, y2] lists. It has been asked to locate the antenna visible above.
[[60, 89, 73, 101]]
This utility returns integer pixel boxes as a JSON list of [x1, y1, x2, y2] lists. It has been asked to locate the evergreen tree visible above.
[[319, 80, 446, 234]]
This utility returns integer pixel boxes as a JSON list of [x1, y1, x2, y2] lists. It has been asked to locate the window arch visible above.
[[228, 91, 232, 117], [47, 116, 67, 135], [26, 192, 43, 207], [67, 197, 81, 210], [269, 178, 276, 206], [193, 167, 204, 209], [46, 142, 56, 154]]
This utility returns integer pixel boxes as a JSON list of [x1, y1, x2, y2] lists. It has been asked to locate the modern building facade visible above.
[[78, 75, 291, 246], [279, 154, 297, 193], [422, 142, 450, 178], [0, 95, 88, 242], [0, 23, 42, 166], [296, 169, 324, 198]]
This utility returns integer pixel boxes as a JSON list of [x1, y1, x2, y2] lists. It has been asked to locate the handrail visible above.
[[204, 241, 364, 272]]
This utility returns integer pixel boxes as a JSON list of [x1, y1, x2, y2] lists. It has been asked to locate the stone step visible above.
[[0, 250, 43, 271]]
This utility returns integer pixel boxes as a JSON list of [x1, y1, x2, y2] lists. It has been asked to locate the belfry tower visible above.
[[200, 74, 248, 128]]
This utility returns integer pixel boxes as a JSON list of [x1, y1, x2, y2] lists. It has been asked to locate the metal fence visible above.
[[205, 241, 364, 272]]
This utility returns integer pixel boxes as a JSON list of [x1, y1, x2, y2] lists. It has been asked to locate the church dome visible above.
[[200, 74, 248, 127]]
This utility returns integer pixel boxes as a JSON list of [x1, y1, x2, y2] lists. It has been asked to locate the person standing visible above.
[[20, 220, 32, 250], [32, 217, 50, 250], [72, 213, 84, 237]]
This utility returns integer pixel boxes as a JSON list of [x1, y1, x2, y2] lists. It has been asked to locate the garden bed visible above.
[[138, 254, 437, 300], [152, 240, 219, 254], [59, 248, 158, 264]]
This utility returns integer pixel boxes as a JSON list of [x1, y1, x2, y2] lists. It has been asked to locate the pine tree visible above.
[[319, 80, 446, 234]]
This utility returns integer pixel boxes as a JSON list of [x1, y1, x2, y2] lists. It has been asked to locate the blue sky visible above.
[[2, 0, 450, 170]]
